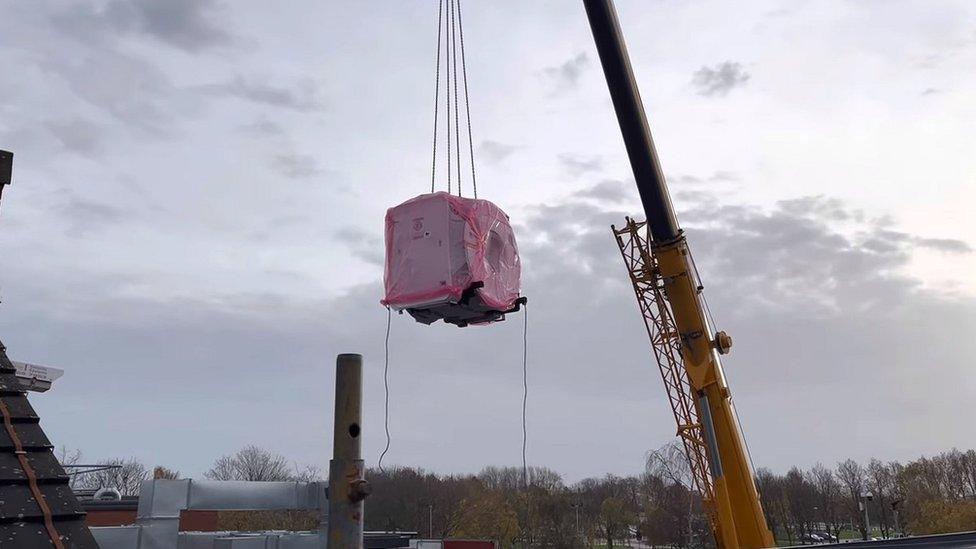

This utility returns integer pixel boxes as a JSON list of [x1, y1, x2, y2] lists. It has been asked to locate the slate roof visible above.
[[0, 339, 98, 548]]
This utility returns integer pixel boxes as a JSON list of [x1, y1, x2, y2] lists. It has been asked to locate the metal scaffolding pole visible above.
[[327, 353, 370, 549]]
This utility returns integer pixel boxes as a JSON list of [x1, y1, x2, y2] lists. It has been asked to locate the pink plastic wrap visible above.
[[382, 192, 521, 323]]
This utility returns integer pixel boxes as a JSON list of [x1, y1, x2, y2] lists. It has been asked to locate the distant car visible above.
[[800, 533, 824, 542]]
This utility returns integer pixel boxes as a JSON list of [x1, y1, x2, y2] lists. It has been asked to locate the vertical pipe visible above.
[[328, 353, 368, 549]]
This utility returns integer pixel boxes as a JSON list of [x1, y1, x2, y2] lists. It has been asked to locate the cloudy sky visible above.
[[1, 0, 974, 482]]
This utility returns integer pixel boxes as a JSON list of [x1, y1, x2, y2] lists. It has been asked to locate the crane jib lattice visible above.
[[612, 218, 720, 531]]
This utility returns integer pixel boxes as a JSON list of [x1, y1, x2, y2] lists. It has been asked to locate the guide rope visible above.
[[429, 0, 478, 198], [522, 302, 529, 488], [378, 306, 392, 472]]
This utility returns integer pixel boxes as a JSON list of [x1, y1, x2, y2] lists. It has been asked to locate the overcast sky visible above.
[[1, 0, 974, 483]]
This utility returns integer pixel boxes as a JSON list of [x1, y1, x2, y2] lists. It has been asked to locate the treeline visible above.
[[756, 449, 976, 544], [366, 447, 976, 547], [366, 464, 708, 548], [67, 443, 976, 547], [60, 444, 321, 496], [366, 442, 712, 548]]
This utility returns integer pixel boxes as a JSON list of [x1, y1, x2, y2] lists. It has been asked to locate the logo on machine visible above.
[[411, 217, 430, 240]]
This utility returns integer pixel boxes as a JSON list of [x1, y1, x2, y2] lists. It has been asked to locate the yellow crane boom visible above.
[[584, 1, 775, 547]]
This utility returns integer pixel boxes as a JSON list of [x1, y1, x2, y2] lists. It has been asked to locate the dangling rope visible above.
[[378, 307, 392, 472], [521, 302, 529, 488], [428, 0, 478, 198]]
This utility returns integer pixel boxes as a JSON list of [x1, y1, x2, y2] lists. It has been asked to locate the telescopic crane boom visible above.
[[582, 1, 775, 548]]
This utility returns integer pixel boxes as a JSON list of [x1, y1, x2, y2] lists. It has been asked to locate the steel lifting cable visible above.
[[449, 0, 463, 196], [429, 0, 478, 198], [456, 0, 478, 198], [429, 0, 444, 194], [444, 1, 452, 196]]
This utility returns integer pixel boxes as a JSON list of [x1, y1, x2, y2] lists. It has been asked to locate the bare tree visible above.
[[78, 458, 149, 496], [153, 466, 181, 480], [647, 441, 693, 489], [55, 445, 83, 488], [205, 445, 318, 481], [292, 464, 323, 482], [647, 441, 697, 547], [867, 459, 896, 537], [808, 463, 843, 541], [836, 459, 868, 539], [206, 445, 291, 481]]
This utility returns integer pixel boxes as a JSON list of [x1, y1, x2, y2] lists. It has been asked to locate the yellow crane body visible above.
[[613, 220, 775, 549]]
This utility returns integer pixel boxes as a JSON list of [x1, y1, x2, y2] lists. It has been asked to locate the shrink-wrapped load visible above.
[[382, 192, 523, 327]]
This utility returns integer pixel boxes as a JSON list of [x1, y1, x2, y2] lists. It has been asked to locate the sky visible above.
[[0, 0, 974, 483]]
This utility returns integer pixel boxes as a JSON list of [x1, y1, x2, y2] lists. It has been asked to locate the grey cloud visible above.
[[54, 0, 232, 53], [478, 141, 519, 165], [542, 52, 589, 93], [31, 3, 218, 136], [45, 119, 105, 155], [201, 76, 323, 112], [669, 171, 740, 185], [38, 51, 182, 135], [777, 195, 852, 222], [673, 190, 716, 205], [692, 61, 750, 97], [239, 118, 285, 137], [574, 180, 632, 203], [675, 194, 969, 315], [558, 153, 603, 178], [915, 237, 972, 253], [922, 88, 942, 96], [710, 170, 739, 182], [335, 227, 384, 267], [272, 154, 322, 180], [60, 197, 129, 235]]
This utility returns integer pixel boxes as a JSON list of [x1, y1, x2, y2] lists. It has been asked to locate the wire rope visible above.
[[378, 307, 392, 472], [522, 302, 529, 488], [429, 0, 444, 193], [449, 0, 463, 196], [444, 0, 452, 195], [456, 0, 478, 198]]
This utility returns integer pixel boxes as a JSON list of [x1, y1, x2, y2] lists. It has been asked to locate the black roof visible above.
[[0, 339, 98, 548]]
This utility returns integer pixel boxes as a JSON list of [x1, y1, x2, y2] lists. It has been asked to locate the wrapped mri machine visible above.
[[381, 191, 524, 327]]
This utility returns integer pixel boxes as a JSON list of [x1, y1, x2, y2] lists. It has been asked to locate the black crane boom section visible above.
[[583, 0, 680, 242]]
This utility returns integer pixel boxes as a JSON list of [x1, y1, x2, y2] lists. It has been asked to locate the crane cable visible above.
[[456, 0, 478, 199], [429, 0, 478, 198], [521, 302, 529, 488], [429, 0, 443, 194]]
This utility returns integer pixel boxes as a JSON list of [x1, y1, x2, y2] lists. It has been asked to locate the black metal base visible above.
[[406, 283, 527, 328]]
